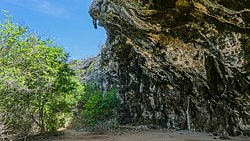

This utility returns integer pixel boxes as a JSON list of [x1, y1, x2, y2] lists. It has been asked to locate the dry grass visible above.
[[0, 112, 14, 141]]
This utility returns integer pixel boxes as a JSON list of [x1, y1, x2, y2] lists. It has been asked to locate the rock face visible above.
[[89, 0, 250, 136], [70, 56, 102, 83], [69, 56, 111, 92]]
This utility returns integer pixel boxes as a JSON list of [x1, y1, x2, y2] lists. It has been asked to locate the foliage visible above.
[[0, 12, 80, 138], [84, 84, 119, 129], [72, 83, 119, 130]]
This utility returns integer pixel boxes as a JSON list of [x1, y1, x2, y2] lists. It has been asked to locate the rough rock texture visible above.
[[69, 56, 112, 92], [89, 0, 250, 136], [70, 56, 101, 83]]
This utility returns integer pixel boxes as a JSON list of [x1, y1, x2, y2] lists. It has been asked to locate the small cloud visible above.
[[30, 0, 68, 17]]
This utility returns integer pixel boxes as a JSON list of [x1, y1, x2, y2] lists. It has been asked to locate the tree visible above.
[[0, 12, 79, 138]]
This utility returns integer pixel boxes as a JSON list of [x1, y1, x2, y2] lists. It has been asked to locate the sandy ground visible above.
[[41, 128, 250, 141]]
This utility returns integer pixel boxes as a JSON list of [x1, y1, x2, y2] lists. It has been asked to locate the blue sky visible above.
[[0, 0, 107, 60]]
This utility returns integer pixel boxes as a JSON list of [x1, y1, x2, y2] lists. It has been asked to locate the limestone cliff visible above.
[[89, 0, 250, 136]]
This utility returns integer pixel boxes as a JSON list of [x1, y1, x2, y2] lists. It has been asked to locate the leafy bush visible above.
[[0, 12, 80, 138], [72, 83, 119, 131]]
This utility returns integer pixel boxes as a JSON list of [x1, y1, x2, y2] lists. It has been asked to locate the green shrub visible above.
[[0, 12, 80, 138], [72, 83, 119, 131]]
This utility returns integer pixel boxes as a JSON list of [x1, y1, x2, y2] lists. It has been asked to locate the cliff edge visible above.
[[89, 0, 250, 136]]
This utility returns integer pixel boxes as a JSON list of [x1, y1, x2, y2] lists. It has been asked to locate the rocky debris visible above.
[[89, 0, 250, 136]]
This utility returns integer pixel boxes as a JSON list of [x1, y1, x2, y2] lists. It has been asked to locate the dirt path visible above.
[[42, 129, 249, 141]]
